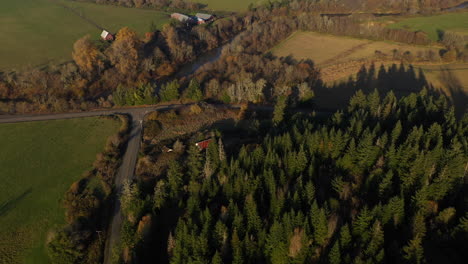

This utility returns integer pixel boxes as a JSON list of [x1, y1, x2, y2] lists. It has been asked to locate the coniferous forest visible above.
[[119, 90, 468, 264]]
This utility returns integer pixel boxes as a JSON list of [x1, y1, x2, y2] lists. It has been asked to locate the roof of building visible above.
[[195, 139, 213, 150], [101, 30, 110, 39], [171, 13, 191, 22], [195, 13, 213, 20]]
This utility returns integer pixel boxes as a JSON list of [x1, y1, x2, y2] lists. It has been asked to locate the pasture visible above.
[[0, 0, 169, 70], [386, 12, 468, 41], [0, 117, 120, 264], [271, 31, 440, 67], [193, 0, 265, 11]]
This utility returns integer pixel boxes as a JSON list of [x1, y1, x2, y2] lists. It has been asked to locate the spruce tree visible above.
[[329, 241, 341, 264], [186, 79, 203, 101]]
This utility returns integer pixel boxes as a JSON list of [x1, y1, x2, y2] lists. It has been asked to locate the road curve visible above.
[[0, 105, 180, 264], [0, 103, 329, 264]]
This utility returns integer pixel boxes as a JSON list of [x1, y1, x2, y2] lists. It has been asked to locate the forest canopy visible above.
[[116, 90, 468, 264]]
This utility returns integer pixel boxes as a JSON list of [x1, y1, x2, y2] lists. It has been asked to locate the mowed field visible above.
[[0, 117, 120, 264], [192, 0, 265, 11], [272, 31, 440, 66], [0, 0, 169, 70], [386, 12, 468, 41]]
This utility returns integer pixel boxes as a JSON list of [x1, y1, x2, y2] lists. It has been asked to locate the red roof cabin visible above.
[[195, 139, 213, 150], [101, 30, 114, 41]]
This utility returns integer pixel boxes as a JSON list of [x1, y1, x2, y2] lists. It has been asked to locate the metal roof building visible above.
[[195, 13, 214, 21]]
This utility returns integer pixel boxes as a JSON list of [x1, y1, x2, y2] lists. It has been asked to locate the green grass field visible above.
[[0, 117, 120, 264], [386, 12, 468, 41], [0, 0, 169, 70], [193, 0, 265, 11]]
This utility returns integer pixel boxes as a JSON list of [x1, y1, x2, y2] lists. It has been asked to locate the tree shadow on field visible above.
[[0, 188, 32, 217], [438, 68, 468, 118], [313, 63, 436, 112]]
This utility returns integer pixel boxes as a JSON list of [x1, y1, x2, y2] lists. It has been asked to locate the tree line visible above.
[[116, 89, 468, 263], [71, 0, 204, 11], [286, 0, 467, 14], [47, 115, 131, 264], [0, 0, 466, 114]]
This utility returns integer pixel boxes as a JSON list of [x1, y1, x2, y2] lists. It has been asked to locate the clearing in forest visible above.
[[0, 0, 169, 70], [0, 117, 120, 264]]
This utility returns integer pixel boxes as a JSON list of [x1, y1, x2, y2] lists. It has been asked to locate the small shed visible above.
[[101, 30, 114, 41], [195, 139, 213, 150]]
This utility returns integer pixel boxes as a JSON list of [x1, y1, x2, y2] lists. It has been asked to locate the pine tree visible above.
[[231, 229, 243, 264], [311, 202, 328, 246], [211, 251, 222, 264], [245, 195, 262, 234], [403, 235, 424, 264], [378, 171, 393, 199], [187, 145, 203, 180], [266, 221, 288, 264], [364, 221, 384, 262], [391, 121, 402, 144], [329, 241, 341, 264], [273, 96, 288, 126], [153, 180, 167, 210], [339, 224, 352, 250], [167, 161, 183, 198], [218, 138, 226, 162], [159, 80, 180, 102], [204, 151, 214, 179], [186, 79, 203, 101], [353, 207, 373, 243], [304, 181, 315, 207]]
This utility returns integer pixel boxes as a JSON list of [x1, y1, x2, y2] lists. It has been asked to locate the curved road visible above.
[[0, 103, 328, 264], [0, 104, 183, 264]]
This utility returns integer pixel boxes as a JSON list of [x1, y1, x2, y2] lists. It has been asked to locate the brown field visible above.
[[418, 63, 468, 114], [272, 31, 441, 67], [273, 32, 467, 115]]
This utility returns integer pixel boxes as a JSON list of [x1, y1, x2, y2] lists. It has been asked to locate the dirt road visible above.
[[0, 105, 175, 264]]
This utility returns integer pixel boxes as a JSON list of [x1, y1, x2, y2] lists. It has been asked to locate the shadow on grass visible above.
[[0, 188, 32, 217], [438, 68, 468, 118], [313, 63, 467, 115]]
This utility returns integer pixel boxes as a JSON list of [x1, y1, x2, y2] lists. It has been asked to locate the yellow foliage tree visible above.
[[72, 35, 103, 75], [108, 27, 142, 79]]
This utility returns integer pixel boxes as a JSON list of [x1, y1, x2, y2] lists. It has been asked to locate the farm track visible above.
[[54, 0, 104, 30], [320, 41, 373, 67]]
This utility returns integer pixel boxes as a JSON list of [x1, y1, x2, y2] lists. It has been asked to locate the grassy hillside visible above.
[[193, 0, 265, 11], [272, 31, 440, 66], [0, 0, 169, 70], [386, 12, 468, 41], [0, 117, 120, 264]]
